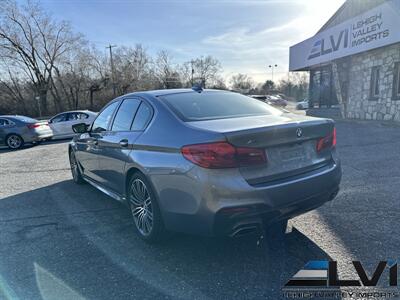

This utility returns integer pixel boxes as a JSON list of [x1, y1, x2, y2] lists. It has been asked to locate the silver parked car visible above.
[[0, 115, 53, 149], [69, 88, 341, 242], [296, 98, 310, 110]]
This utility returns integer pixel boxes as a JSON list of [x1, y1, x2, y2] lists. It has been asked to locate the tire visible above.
[[127, 172, 167, 243], [6, 134, 24, 150], [69, 150, 85, 184], [265, 220, 288, 241]]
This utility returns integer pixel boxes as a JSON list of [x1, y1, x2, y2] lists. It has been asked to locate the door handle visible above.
[[119, 139, 129, 147]]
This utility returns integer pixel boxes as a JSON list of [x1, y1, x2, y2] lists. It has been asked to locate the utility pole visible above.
[[190, 60, 194, 86], [35, 96, 41, 118], [268, 64, 278, 82], [106, 44, 117, 97]]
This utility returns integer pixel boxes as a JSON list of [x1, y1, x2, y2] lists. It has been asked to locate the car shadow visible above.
[[0, 139, 69, 153], [295, 120, 400, 285], [0, 180, 339, 300]]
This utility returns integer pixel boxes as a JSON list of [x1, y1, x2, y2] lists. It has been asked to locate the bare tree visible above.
[[111, 44, 153, 94], [209, 76, 227, 90], [230, 73, 254, 92], [0, 0, 82, 115], [51, 45, 92, 111], [0, 67, 30, 114], [261, 80, 275, 94], [187, 55, 222, 88], [278, 72, 309, 100], [153, 50, 182, 89], [0, 1, 229, 116]]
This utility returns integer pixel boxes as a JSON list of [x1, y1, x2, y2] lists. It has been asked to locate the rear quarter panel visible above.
[[122, 94, 226, 210]]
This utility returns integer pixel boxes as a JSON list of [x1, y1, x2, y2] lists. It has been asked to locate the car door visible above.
[[49, 113, 69, 137], [78, 112, 92, 127], [0, 118, 10, 145], [83, 112, 96, 125], [0, 118, 17, 145], [97, 98, 153, 194], [66, 112, 88, 136], [75, 101, 120, 183]]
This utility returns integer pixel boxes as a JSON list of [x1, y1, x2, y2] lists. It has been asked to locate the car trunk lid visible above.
[[27, 121, 52, 134], [188, 114, 334, 184]]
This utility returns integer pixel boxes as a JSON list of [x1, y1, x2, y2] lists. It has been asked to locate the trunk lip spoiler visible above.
[[246, 159, 334, 187]]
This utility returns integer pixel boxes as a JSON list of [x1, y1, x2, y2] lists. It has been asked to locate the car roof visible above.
[[0, 115, 36, 119], [55, 110, 96, 114], [123, 88, 226, 98], [0, 115, 39, 122], [0, 115, 26, 118]]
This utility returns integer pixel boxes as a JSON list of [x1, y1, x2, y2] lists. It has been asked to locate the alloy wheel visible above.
[[69, 152, 78, 181], [7, 135, 22, 149], [129, 179, 153, 236]]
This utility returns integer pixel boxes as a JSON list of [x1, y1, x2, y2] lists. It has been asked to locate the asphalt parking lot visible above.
[[0, 119, 400, 300]]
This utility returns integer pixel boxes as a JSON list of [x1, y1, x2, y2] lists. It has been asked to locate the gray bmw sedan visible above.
[[69, 88, 341, 242]]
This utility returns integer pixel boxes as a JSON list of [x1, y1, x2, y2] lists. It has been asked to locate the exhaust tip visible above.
[[230, 224, 261, 237], [329, 189, 339, 200]]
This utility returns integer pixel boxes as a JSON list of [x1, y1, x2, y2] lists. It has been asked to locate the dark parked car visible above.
[[250, 95, 267, 101], [0, 115, 53, 149], [69, 88, 341, 242]]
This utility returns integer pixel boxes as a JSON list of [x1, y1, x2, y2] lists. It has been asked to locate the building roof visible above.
[[317, 0, 386, 33]]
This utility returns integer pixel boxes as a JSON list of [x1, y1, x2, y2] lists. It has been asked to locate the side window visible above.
[[68, 112, 87, 120], [111, 98, 141, 131], [370, 66, 380, 99], [68, 113, 79, 121], [0, 119, 9, 126], [51, 114, 68, 123], [92, 101, 119, 133], [392, 62, 400, 100], [131, 102, 153, 131]]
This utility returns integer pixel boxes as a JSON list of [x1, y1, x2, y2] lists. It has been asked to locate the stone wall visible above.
[[345, 42, 400, 121]]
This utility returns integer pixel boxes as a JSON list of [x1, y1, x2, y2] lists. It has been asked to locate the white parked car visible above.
[[49, 110, 97, 139], [267, 95, 288, 107], [296, 99, 309, 110]]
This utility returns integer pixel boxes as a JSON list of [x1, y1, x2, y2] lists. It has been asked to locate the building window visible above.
[[370, 66, 380, 100], [392, 62, 400, 100]]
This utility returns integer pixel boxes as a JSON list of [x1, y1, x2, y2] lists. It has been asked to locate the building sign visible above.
[[289, 1, 400, 71]]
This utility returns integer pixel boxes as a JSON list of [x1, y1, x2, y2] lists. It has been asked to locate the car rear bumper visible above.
[[154, 157, 342, 237], [24, 132, 53, 143], [213, 186, 339, 237]]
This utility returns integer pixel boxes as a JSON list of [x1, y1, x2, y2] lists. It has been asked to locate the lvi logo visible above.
[[285, 260, 398, 287], [308, 29, 349, 60]]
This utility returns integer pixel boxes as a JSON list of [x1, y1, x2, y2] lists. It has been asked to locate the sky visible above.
[[38, 0, 346, 83]]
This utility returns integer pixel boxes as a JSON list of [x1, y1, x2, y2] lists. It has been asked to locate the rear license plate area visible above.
[[279, 145, 306, 162]]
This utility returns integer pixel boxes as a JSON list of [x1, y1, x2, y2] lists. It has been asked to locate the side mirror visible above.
[[72, 123, 88, 134]]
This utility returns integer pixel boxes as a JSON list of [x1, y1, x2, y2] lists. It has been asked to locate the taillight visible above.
[[27, 122, 48, 129], [316, 127, 336, 152], [27, 123, 40, 129], [181, 142, 267, 169]]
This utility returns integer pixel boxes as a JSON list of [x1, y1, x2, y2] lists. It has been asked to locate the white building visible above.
[[289, 0, 400, 121]]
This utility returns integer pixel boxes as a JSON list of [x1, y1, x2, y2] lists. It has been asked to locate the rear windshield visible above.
[[161, 91, 281, 121]]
